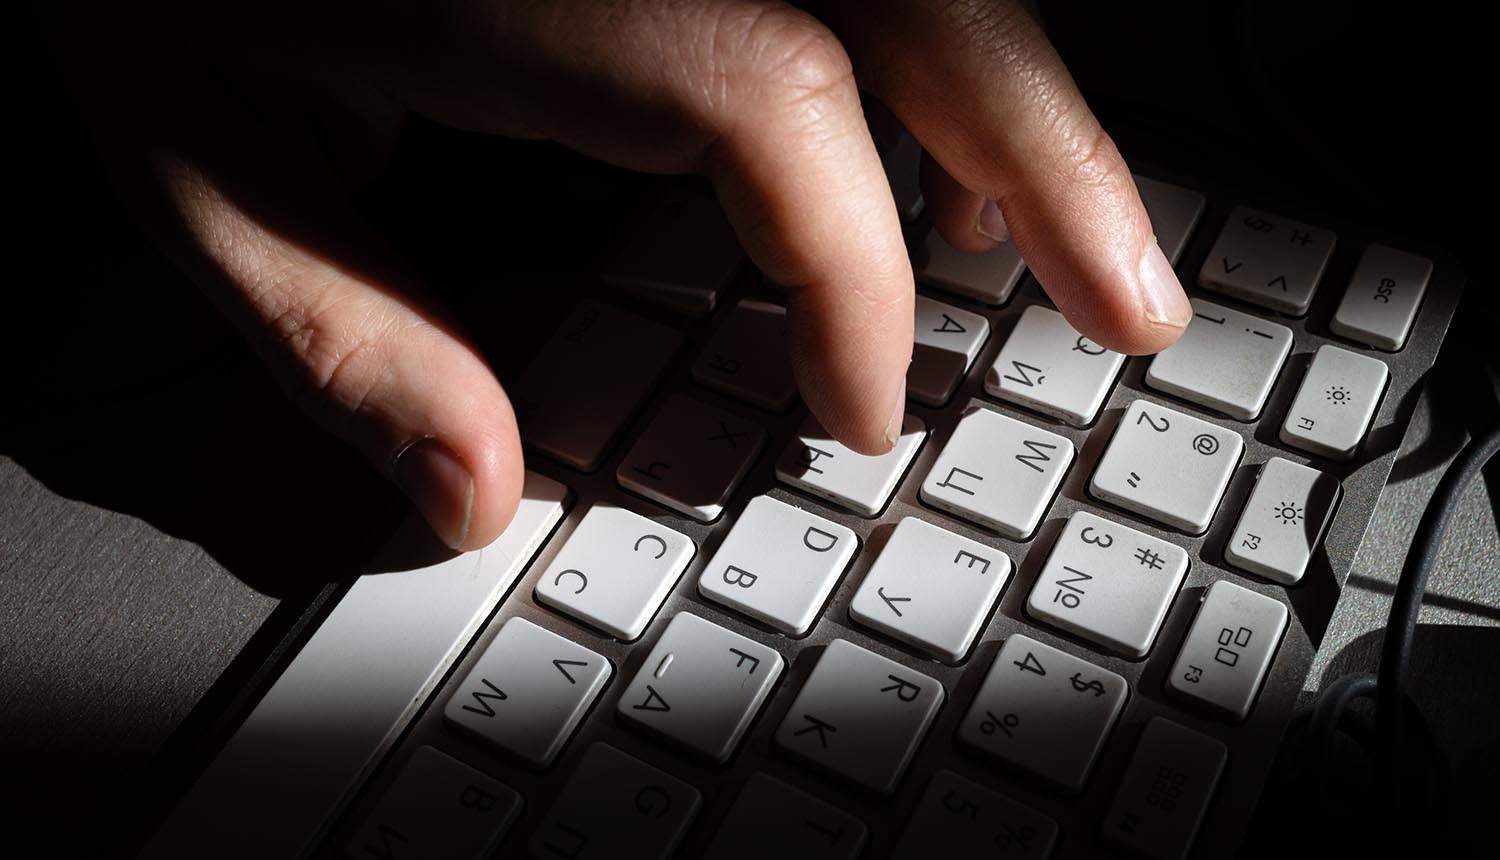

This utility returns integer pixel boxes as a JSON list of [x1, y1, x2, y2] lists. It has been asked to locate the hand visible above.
[[49, 0, 1191, 551]]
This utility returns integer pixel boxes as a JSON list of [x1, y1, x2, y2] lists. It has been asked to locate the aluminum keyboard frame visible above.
[[312, 174, 1463, 859]]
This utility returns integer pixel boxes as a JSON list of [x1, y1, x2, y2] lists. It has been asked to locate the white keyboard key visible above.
[[603, 188, 743, 317], [774, 639, 944, 795], [1279, 344, 1389, 461], [849, 518, 1012, 662], [697, 496, 857, 636], [883, 132, 926, 222], [1090, 400, 1243, 534], [1026, 512, 1189, 657], [1197, 206, 1336, 315], [529, 743, 701, 860], [984, 304, 1125, 426], [958, 635, 1127, 792], [443, 618, 611, 768], [920, 406, 1073, 539], [142, 473, 566, 860], [916, 230, 1025, 306], [776, 413, 926, 516], [704, 773, 867, 860], [909, 295, 990, 407], [691, 300, 796, 411], [348, 746, 521, 860], [617, 395, 766, 522], [1102, 718, 1227, 860], [516, 302, 683, 471], [534, 503, 694, 641], [1225, 457, 1341, 585], [1134, 175, 1206, 265], [892, 769, 1059, 859], [1166, 579, 1288, 720], [1330, 245, 1433, 350], [1145, 299, 1293, 420], [617, 613, 783, 763]]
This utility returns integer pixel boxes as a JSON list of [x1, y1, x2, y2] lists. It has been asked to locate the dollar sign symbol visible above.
[[1070, 672, 1105, 697]]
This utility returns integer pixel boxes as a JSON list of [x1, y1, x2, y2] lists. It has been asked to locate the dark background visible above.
[[3, 2, 1494, 856]]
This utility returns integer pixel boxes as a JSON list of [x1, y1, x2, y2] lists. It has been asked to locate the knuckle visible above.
[[258, 288, 406, 430], [719, 7, 855, 114], [1056, 121, 1121, 189]]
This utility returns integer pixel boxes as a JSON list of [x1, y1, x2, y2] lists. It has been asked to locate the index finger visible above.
[[842, 0, 1192, 355]]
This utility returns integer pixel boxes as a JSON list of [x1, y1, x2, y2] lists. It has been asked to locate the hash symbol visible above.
[[1134, 547, 1165, 570]]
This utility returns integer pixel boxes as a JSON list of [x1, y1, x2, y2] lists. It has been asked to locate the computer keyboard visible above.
[[143, 137, 1465, 860]]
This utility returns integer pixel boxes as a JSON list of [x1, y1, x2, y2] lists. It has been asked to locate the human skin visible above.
[[45, 0, 1191, 550]]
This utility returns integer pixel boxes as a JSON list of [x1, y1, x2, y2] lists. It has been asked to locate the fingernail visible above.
[[393, 437, 473, 549], [883, 379, 907, 451], [976, 199, 1010, 243], [1138, 243, 1192, 329]]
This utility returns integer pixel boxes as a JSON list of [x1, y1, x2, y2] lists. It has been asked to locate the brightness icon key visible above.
[[1226, 457, 1341, 585], [1279, 344, 1388, 461]]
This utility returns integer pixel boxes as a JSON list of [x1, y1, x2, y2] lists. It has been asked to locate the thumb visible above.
[[96, 73, 523, 550]]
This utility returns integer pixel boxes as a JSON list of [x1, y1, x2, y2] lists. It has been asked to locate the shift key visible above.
[[515, 301, 683, 471]]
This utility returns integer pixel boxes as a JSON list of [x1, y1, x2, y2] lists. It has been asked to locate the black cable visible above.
[[1374, 421, 1500, 799]]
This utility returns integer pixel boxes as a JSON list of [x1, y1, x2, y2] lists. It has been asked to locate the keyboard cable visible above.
[[1305, 419, 1500, 813]]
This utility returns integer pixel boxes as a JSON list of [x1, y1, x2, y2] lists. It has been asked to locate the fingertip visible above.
[[786, 285, 912, 458], [452, 427, 525, 552], [393, 437, 476, 550], [920, 152, 1002, 254]]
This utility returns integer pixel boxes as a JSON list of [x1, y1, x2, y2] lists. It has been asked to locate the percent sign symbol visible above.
[[995, 823, 1037, 852], [980, 710, 1020, 738]]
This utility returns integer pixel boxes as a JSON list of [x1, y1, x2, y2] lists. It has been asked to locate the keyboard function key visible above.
[[348, 746, 522, 860], [603, 187, 744, 317], [958, 634, 1128, 792], [916, 230, 1025, 306], [776, 413, 926, 516], [774, 639, 944, 795], [529, 743, 701, 860], [920, 406, 1073, 540], [1026, 511, 1189, 658], [1102, 718, 1227, 860], [1279, 344, 1389, 461], [697, 496, 858, 636], [617, 613, 783, 763], [516, 302, 682, 471], [703, 773, 868, 860], [1197, 206, 1335, 315], [1166, 580, 1288, 720], [1225, 457, 1341, 585], [443, 618, 611, 768], [892, 769, 1059, 859], [617, 395, 766, 522], [909, 295, 990, 407], [1134, 175, 1206, 265], [984, 304, 1125, 426], [691, 300, 797, 411], [1090, 400, 1243, 534], [849, 517, 1012, 663], [1145, 299, 1293, 420], [534, 503, 695, 641], [1330, 245, 1433, 350]]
